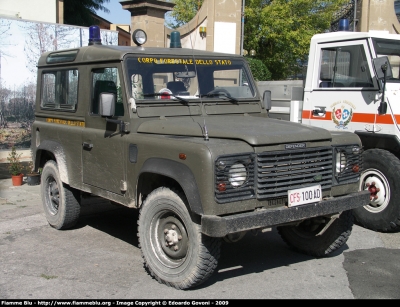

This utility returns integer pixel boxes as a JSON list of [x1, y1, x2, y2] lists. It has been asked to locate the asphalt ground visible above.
[[1, 177, 400, 300]]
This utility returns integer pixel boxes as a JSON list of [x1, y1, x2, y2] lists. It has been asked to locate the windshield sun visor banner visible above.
[[137, 57, 232, 65]]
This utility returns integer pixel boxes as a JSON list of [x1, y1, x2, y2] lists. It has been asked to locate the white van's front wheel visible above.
[[353, 149, 400, 232]]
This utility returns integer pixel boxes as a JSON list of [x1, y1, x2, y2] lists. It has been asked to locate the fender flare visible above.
[[139, 158, 203, 215], [36, 140, 70, 184], [355, 131, 400, 156]]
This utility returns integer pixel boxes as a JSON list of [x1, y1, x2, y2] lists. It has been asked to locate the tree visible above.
[[21, 22, 78, 73], [170, 0, 349, 80], [0, 19, 12, 58], [0, 83, 12, 128], [244, 0, 349, 80], [169, 0, 203, 28], [64, 0, 110, 27], [245, 57, 272, 81]]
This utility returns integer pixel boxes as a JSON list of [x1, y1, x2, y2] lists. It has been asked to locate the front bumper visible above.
[[201, 191, 370, 237]]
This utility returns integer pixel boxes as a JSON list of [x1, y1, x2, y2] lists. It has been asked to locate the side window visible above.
[[131, 74, 143, 99], [91, 67, 124, 116], [319, 45, 374, 88], [386, 55, 400, 80], [41, 69, 79, 110], [372, 38, 400, 81]]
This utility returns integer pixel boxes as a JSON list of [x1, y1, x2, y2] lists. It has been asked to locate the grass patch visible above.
[[1, 202, 15, 206], [40, 274, 58, 280]]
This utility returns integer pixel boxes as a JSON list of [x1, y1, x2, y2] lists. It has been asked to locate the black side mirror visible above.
[[373, 56, 393, 115], [263, 90, 271, 110], [373, 56, 393, 80]]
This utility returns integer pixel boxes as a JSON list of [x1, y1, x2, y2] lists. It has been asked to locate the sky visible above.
[[95, 0, 131, 25]]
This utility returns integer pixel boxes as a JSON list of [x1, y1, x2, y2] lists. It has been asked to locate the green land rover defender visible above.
[[31, 27, 369, 289]]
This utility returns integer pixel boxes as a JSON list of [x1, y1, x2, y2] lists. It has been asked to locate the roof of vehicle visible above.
[[311, 30, 400, 44], [37, 44, 244, 68]]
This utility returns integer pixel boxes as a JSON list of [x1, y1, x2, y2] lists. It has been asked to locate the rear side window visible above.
[[41, 69, 79, 110]]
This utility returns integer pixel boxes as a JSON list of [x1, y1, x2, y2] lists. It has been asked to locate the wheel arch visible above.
[[355, 131, 400, 158], [138, 158, 203, 215], [35, 140, 70, 184]]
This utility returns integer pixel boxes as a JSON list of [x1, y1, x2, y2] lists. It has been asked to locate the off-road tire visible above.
[[41, 160, 80, 230], [277, 210, 354, 257], [353, 149, 400, 232], [137, 187, 220, 289]]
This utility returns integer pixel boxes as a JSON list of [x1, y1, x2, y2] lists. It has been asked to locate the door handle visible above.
[[312, 106, 326, 117], [83, 142, 93, 149]]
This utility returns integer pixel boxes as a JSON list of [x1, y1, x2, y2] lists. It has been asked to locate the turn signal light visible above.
[[217, 183, 226, 192]]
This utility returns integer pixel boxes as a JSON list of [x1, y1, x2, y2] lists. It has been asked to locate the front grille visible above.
[[214, 146, 362, 204], [256, 147, 333, 200]]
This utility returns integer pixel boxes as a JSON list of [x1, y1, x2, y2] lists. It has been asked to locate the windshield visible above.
[[372, 38, 400, 81], [124, 56, 256, 102]]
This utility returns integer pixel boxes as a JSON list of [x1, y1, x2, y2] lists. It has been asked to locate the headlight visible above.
[[333, 145, 362, 184], [228, 163, 248, 187], [335, 150, 347, 174], [215, 154, 255, 203]]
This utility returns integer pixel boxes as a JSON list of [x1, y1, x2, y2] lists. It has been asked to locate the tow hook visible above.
[[316, 214, 339, 236]]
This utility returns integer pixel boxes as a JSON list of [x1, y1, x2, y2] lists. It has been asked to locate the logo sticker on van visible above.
[[331, 101, 354, 129]]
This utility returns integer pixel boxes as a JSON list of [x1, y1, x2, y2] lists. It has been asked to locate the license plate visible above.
[[288, 185, 322, 207]]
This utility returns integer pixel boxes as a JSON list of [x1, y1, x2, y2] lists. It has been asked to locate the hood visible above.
[[137, 115, 332, 145]]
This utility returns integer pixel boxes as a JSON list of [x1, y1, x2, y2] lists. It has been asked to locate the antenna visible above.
[[187, 2, 209, 141]]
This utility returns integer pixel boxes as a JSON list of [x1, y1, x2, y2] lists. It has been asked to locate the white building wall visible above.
[[0, 0, 57, 23]]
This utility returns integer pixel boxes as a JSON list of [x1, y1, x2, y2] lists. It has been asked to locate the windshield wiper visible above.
[[199, 92, 239, 104], [171, 95, 190, 104]]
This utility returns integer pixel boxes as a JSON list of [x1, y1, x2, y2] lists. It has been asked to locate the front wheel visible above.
[[277, 210, 354, 257], [353, 149, 400, 232], [137, 187, 220, 289], [41, 160, 81, 230]]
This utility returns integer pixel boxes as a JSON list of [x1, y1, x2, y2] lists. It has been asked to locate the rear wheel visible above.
[[41, 160, 80, 230], [277, 210, 354, 257], [353, 149, 400, 232], [138, 187, 220, 289]]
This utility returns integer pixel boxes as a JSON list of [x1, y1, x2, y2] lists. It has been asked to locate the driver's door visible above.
[[302, 40, 380, 133], [82, 66, 128, 195]]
